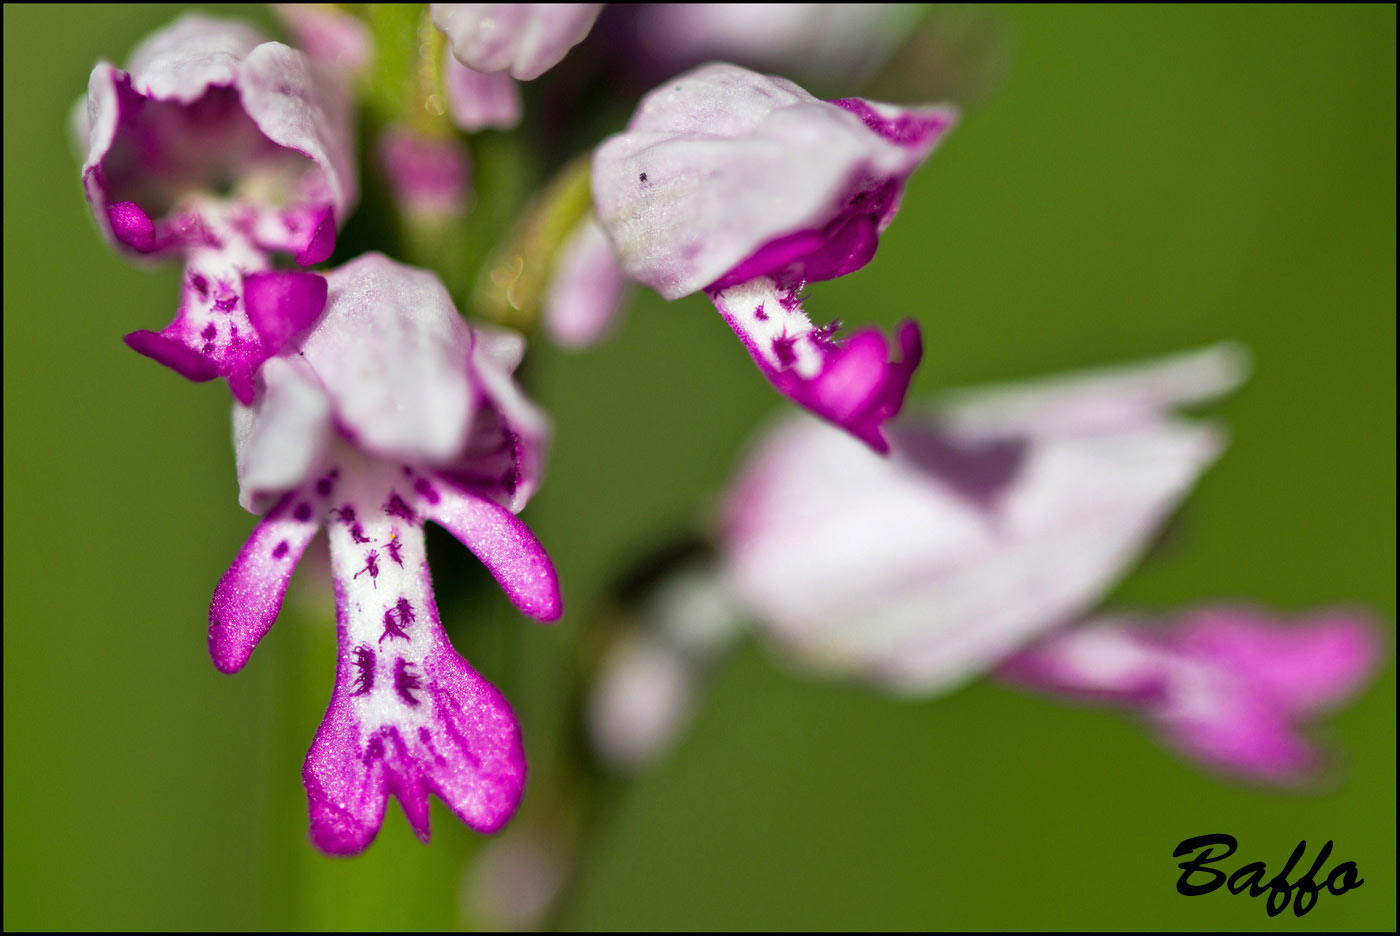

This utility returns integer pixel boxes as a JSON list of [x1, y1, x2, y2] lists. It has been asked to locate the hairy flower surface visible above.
[[721, 344, 1247, 692], [209, 254, 559, 853], [78, 13, 357, 402], [593, 63, 954, 450], [999, 607, 1380, 781]]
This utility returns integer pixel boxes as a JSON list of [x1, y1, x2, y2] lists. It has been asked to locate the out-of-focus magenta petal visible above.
[[273, 3, 373, 76], [378, 128, 471, 221], [430, 3, 601, 81], [543, 215, 630, 349], [999, 606, 1382, 783], [444, 57, 522, 132]]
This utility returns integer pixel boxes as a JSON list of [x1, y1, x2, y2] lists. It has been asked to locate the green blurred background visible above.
[[4, 3, 1394, 930]]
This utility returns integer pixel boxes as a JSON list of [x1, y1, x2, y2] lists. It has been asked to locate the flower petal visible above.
[[378, 128, 471, 221], [592, 63, 955, 299], [1000, 607, 1382, 783], [444, 57, 522, 132], [208, 491, 324, 673], [543, 214, 630, 348], [1172, 606, 1380, 716], [273, 3, 373, 76], [420, 479, 562, 622], [301, 254, 475, 465], [430, 3, 601, 81], [936, 342, 1252, 438], [437, 324, 551, 511], [234, 355, 334, 513]]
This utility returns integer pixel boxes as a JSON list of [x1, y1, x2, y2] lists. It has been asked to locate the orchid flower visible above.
[[999, 606, 1380, 782], [720, 344, 1247, 693], [592, 63, 955, 451], [209, 254, 560, 854], [78, 13, 357, 403]]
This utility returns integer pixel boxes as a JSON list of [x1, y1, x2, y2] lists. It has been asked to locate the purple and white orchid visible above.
[[720, 344, 1246, 693], [78, 13, 356, 402], [592, 63, 955, 451], [209, 254, 559, 854], [1000, 606, 1380, 782]]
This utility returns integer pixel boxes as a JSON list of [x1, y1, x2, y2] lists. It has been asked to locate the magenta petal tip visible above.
[[123, 329, 221, 382], [107, 201, 156, 253]]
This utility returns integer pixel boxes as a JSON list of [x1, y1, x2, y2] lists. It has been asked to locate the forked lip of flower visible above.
[[719, 344, 1249, 694], [79, 12, 356, 260], [591, 62, 956, 300], [234, 254, 549, 516]]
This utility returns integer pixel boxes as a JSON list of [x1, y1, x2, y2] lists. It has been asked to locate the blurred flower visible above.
[[431, 3, 602, 80], [543, 214, 630, 348], [77, 13, 356, 402], [272, 3, 373, 77], [588, 568, 740, 770], [720, 344, 1247, 692], [209, 254, 560, 854], [431, 2, 600, 133], [444, 57, 522, 131], [632, 4, 921, 90], [378, 127, 472, 223], [462, 827, 571, 930], [592, 63, 954, 450], [999, 606, 1380, 782]]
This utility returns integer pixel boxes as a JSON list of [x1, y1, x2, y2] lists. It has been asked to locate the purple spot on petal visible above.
[[201, 323, 217, 341], [351, 646, 375, 696], [412, 477, 440, 505], [350, 523, 371, 544], [773, 334, 797, 368], [201, 342, 215, 354], [395, 597, 415, 625], [383, 537, 404, 567], [316, 477, 333, 497], [418, 727, 447, 765], [384, 492, 417, 523], [272, 540, 290, 559], [754, 303, 768, 321], [379, 604, 410, 644], [639, 172, 648, 183], [191, 273, 210, 299], [213, 291, 239, 313], [394, 658, 423, 707], [354, 549, 380, 585], [333, 504, 356, 525], [294, 502, 313, 522], [364, 734, 385, 762]]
